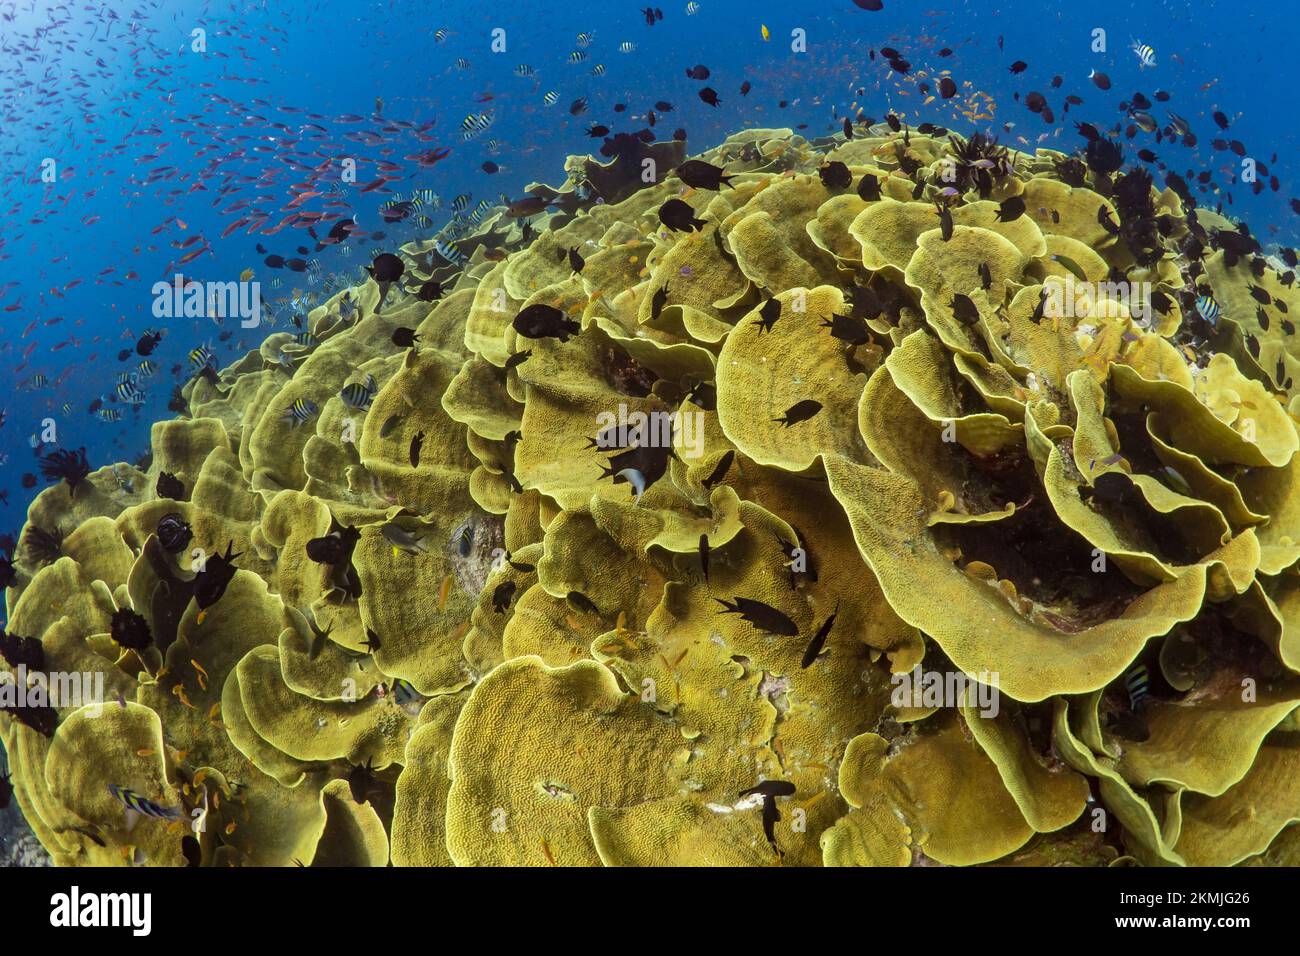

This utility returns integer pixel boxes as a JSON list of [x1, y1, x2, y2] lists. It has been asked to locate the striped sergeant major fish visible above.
[[338, 290, 357, 321], [116, 380, 146, 404], [97, 407, 123, 422], [281, 397, 318, 427], [1125, 663, 1151, 711], [189, 344, 215, 370], [1131, 39, 1155, 69], [461, 111, 493, 140], [1196, 294, 1221, 326], [339, 374, 377, 411], [590, 63, 606, 77], [450, 192, 472, 213], [1108, 662, 1154, 742], [434, 236, 466, 265], [107, 784, 181, 820], [514, 63, 535, 77], [575, 31, 595, 47], [567, 50, 588, 63], [542, 90, 559, 106]]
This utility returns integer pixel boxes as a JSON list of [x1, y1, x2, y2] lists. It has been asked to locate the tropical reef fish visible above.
[[675, 160, 734, 190], [513, 304, 581, 342], [773, 400, 823, 426], [701, 450, 734, 490], [1131, 39, 1156, 69], [801, 605, 838, 668], [107, 785, 180, 821], [658, 198, 707, 232], [715, 597, 798, 636], [281, 398, 318, 427], [194, 544, 241, 621], [339, 374, 377, 411], [1196, 295, 1221, 325], [739, 780, 796, 856], [381, 523, 431, 557]]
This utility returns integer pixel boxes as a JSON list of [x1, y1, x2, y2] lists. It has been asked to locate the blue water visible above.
[[1, 0, 1296, 545]]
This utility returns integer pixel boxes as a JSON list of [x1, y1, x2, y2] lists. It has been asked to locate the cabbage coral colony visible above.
[[3, 121, 1300, 868]]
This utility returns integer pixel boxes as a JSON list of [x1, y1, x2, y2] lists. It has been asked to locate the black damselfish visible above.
[[513, 303, 581, 341]]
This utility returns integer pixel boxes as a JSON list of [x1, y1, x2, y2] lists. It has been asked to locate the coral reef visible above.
[[4, 122, 1300, 867]]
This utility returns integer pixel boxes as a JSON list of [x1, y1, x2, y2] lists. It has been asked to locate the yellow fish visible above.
[[239, 267, 255, 282], [760, 23, 769, 41]]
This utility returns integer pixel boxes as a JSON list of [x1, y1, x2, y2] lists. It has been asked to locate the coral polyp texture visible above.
[[6, 123, 1300, 868]]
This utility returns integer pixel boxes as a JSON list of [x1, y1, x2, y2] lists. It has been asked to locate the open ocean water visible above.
[[0, 0, 1296, 520]]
